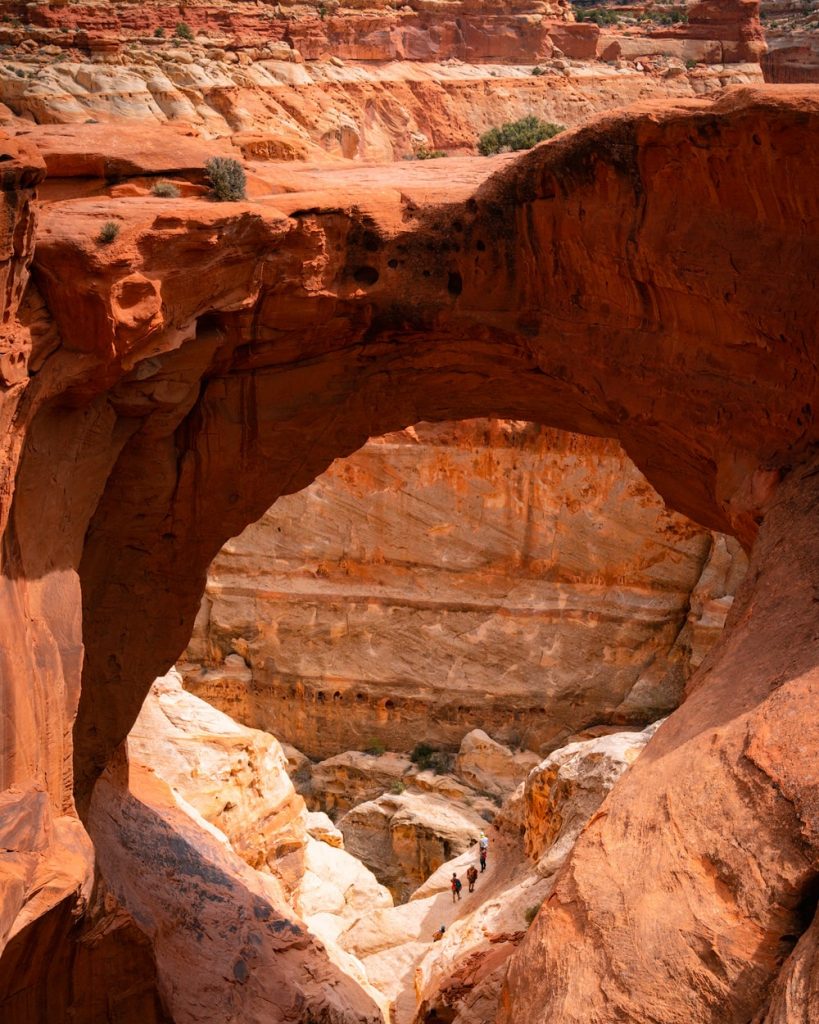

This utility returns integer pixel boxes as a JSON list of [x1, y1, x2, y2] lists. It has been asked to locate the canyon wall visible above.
[[0, 0, 765, 160], [761, 1, 819, 83], [182, 419, 745, 759]]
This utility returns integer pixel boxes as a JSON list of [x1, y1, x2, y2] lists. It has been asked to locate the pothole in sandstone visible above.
[[121, 417, 747, 1024]]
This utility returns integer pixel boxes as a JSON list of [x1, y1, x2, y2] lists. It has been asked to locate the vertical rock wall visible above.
[[182, 420, 746, 759]]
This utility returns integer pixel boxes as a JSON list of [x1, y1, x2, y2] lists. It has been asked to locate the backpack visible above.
[[455, 878, 462, 893]]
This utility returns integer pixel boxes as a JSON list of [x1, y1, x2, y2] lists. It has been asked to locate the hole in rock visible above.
[[180, 417, 747, 786], [353, 265, 379, 285], [144, 415, 750, 1023], [41, 346, 766, 1024]]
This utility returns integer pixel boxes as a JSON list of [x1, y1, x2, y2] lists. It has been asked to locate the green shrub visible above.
[[410, 743, 454, 775], [364, 739, 386, 756], [410, 742, 435, 770], [477, 116, 565, 156], [415, 145, 447, 160], [575, 7, 619, 25], [685, 58, 697, 70], [391, 780, 406, 794], [151, 181, 181, 198], [97, 221, 120, 245], [154, 27, 165, 38], [524, 901, 543, 926], [174, 21, 194, 41], [205, 156, 247, 201], [531, 65, 546, 76]]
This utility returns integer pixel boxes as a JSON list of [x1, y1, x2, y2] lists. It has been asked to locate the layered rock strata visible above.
[[0, 57, 762, 161], [182, 420, 745, 758], [0, 86, 818, 1024], [0, 0, 764, 160], [761, 1, 819, 83]]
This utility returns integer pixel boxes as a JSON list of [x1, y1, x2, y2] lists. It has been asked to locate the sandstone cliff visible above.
[[0, 0, 764, 160], [1, 83, 818, 1024], [182, 419, 745, 758]]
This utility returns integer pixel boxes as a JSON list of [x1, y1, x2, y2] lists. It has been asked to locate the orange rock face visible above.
[[500, 455, 819, 1024], [0, 84, 818, 1023]]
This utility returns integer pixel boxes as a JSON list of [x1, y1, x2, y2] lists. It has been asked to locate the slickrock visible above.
[[306, 810, 345, 849], [89, 760, 384, 1024], [335, 723, 659, 1024], [125, 670, 392, 1022], [0, 59, 762, 161], [183, 421, 745, 759], [501, 458, 819, 1023], [128, 669, 307, 871], [305, 751, 417, 815]]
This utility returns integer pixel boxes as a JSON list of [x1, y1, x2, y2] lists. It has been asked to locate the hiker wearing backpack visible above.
[[451, 872, 463, 902]]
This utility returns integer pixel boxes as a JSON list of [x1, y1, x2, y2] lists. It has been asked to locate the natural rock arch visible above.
[[2, 85, 819, 1023]]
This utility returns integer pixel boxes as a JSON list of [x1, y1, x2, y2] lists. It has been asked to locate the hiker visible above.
[[466, 865, 478, 892], [451, 872, 462, 903], [479, 831, 489, 872], [432, 925, 446, 942]]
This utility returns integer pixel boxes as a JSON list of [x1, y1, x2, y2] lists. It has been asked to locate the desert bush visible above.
[[205, 156, 247, 201], [364, 738, 386, 756], [410, 743, 453, 774], [154, 27, 165, 38], [414, 145, 447, 160], [531, 65, 546, 76], [174, 21, 194, 41], [391, 780, 406, 794], [575, 7, 619, 25], [97, 221, 120, 245], [151, 181, 181, 198], [478, 116, 565, 156], [410, 742, 435, 770]]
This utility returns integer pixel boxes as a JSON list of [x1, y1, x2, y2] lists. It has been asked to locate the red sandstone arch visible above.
[[2, 85, 819, 1022]]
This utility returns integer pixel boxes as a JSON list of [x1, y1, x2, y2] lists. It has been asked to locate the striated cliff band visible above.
[[0, 2, 818, 1013], [0, 0, 767, 160], [182, 419, 746, 758]]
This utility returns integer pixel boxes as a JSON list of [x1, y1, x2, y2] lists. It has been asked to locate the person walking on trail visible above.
[[451, 873, 463, 903], [466, 865, 478, 893], [433, 925, 446, 942], [479, 831, 489, 872]]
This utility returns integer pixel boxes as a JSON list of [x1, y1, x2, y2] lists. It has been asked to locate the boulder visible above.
[[523, 723, 662, 870], [303, 751, 415, 815], [305, 810, 344, 849], [455, 730, 540, 797], [128, 668, 306, 871], [338, 790, 487, 902]]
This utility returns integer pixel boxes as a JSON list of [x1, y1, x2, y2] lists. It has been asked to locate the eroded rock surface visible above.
[[123, 671, 391, 1023], [455, 730, 541, 798], [0, 82, 818, 1024]]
